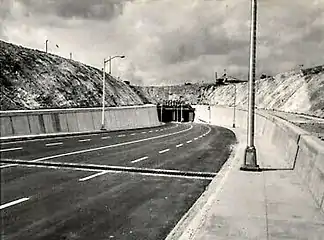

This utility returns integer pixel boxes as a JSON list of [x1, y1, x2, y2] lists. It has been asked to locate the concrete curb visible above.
[[165, 129, 244, 240]]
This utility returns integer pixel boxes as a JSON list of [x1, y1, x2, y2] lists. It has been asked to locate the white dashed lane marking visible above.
[[0, 147, 23, 152], [79, 171, 109, 182], [117, 134, 126, 138], [186, 140, 192, 143], [78, 139, 91, 142], [176, 143, 183, 148], [0, 197, 30, 210], [131, 156, 149, 164], [45, 142, 63, 147], [141, 132, 146, 134], [101, 136, 111, 139], [130, 133, 136, 136], [159, 149, 170, 154]]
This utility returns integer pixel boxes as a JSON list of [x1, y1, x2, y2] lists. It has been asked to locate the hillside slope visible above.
[[0, 40, 144, 110], [136, 65, 324, 118]]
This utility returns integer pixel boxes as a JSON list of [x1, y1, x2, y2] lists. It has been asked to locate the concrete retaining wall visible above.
[[194, 105, 324, 211], [0, 104, 161, 138]]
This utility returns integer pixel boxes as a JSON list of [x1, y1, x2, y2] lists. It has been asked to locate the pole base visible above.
[[240, 145, 260, 171], [240, 164, 261, 172], [100, 126, 106, 131]]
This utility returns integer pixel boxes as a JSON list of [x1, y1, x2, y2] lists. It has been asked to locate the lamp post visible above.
[[240, 0, 260, 171], [45, 40, 48, 53], [233, 83, 236, 128], [101, 55, 125, 130]]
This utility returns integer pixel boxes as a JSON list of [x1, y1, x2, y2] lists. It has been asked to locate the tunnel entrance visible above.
[[157, 100, 195, 123]]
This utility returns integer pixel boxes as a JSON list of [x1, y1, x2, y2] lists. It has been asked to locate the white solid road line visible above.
[[176, 143, 184, 148], [45, 142, 63, 147], [0, 163, 18, 169], [78, 139, 91, 142], [79, 171, 109, 182], [29, 125, 193, 163], [186, 140, 192, 143], [0, 147, 23, 152], [159, 149, 170, 154], [101, 136, 111, 139], [131, 156, 149, 164], [0, 197, 30, 210]]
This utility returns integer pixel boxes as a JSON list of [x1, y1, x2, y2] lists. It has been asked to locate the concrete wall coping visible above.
[[0, 104, 156, 117]]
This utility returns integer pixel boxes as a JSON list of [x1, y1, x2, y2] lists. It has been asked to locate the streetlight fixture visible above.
[[240, 0, 260, 171], [101, 55, 125, 130]]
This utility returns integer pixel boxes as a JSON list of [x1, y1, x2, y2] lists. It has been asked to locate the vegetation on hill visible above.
[[0, 40, 144, 110]]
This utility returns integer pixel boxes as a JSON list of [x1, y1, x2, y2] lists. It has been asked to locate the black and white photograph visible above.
[[1, 0, 324, 239]]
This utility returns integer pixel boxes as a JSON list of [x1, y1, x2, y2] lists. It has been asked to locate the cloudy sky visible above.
[[1, 0, 323, 85]]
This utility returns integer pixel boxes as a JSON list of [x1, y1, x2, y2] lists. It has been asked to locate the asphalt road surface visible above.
[[1, 122, 236, 240]]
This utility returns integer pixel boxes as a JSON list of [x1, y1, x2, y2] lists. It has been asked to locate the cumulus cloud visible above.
[[1, 0, 323, 85]]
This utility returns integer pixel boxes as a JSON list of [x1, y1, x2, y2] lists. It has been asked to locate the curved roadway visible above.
[[1, 122, 236, 240]]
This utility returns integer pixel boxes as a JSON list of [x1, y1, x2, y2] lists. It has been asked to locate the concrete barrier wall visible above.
[[194, 105, 324, 211], [0, 104, 161, 138]]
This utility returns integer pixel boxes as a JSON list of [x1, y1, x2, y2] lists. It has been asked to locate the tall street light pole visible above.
[[45, 40, 48, 53], [101, 55, 125, 130], [241, 0, 260, 171], [233, 83, 236, 128]]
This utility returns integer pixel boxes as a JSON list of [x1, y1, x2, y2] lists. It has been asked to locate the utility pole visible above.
[[241, 0, 260, 171]]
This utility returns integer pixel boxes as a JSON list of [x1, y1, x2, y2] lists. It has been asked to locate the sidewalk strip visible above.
[[79, 171, 109, 182], [176, 143, 184, 148], [0, 147, 23, 152], [0, 197, 30, 210], [45, 142, 63, 147], [159, 149, 170, 154], [131, 156, 149, 164]]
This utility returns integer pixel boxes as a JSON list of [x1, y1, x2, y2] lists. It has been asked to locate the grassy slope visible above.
[[0, 40, 144, 110]]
